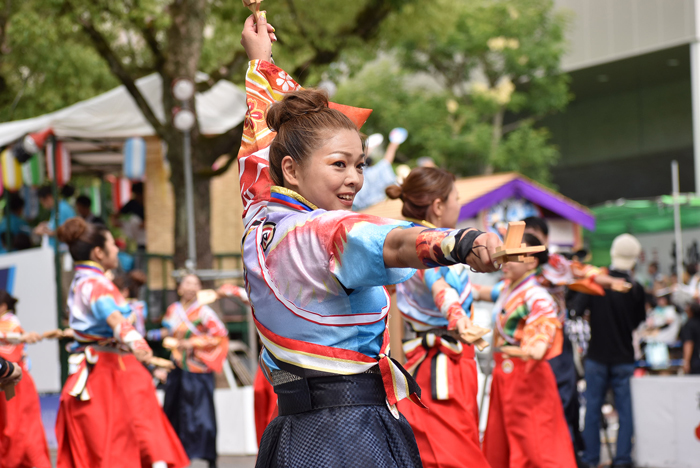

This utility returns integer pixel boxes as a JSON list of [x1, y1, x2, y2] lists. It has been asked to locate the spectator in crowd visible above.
[[75, 195, 104, 225], [114, 182, 145, 253], [573, 233, 647, 468], [680, 302, 700, 374], [641, 291, 680, 345], [0, 194, 31, 253], [684, 263, 700, 300], [642, 262, 665, 293], [352, 136, 402, 210], [33, 185, 76, 249]]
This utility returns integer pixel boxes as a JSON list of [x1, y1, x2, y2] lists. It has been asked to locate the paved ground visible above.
[[50, 450, 256, 467]]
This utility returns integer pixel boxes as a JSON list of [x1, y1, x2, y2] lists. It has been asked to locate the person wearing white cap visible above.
[[572, 234, 647, 468]]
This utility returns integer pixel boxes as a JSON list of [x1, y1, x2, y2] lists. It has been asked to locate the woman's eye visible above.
[[357, 163, 366, 172], [333, 161, 346, 168]]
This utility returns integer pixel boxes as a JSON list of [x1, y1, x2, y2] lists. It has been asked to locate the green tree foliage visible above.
[[337, 0, 571, 185], [0, 0, 416, 267]]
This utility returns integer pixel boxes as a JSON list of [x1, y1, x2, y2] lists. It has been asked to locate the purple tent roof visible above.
[[458, 176, 596, 231]]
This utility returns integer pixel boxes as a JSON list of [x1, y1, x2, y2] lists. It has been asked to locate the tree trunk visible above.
[[167, 133, 212, 270], [485, 107, 505, 175], [162, 0, 209, 270]]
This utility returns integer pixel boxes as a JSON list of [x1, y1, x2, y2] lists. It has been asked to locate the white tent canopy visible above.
[[0, 72, 247, 148]]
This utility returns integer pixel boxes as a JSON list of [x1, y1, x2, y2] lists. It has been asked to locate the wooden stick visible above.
[[3, 383, 15, 400], [242, 0, 264, 21], [493, 221, 545, 264], [148, 356, 175, 370]]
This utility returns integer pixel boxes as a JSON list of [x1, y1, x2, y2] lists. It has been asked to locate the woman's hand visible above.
[[467, 232, 502, 273], [523, 340, 548, 360], [241, 13, 277, 62], [134, 348, 153, 364], [22, 331, 42, 344]]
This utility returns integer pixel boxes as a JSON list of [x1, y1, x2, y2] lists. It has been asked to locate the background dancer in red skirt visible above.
[[475, 233, 576, 468], [0, 290, 51, 468], [388, 167, 491, 468], [55, 218, 188, 468]]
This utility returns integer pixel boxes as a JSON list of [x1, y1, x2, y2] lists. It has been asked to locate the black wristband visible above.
[[0, 358, 13, 379], [451, 229, 485, 264]]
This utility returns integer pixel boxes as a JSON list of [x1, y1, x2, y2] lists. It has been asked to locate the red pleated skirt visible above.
[[253, 368, 277, 446], [483, 353, 576, 468], [56, 351, 189, 468], [398, 346, 491, 468], [0, 361, 51, 468]]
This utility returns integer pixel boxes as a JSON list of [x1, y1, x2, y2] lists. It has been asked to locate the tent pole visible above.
[[182, 108, 197, 270], [50, 135, 65, 382], [672, 160, 683, 280], [4, 190, 11, 252]]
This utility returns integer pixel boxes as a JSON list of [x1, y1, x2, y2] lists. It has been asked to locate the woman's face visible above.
[[287, 129, 365, 211], [178, 274, 202, 303], [94, 231, 120, 270], [439, 184, 460, 229]]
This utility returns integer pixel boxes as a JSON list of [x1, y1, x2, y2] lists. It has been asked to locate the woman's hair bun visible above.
[[385, 184, 403, 200], [266, 89, 329, 132], [56, 217, 87, 245]]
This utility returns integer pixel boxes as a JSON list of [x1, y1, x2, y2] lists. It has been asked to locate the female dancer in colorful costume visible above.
[[523, 216, 630, 452], [238, 14, 501, 468], [475, 234, 576, 468], [0, 290, 51, 468], [55, 218, 188, 468], [158, 274, 229, 468], [386, 168, 491, 468]]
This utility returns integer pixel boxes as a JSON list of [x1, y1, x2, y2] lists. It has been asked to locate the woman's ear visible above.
[[429, 197, 444, 219], [90, 246, 104, 264], [281, 155, 300, 187]]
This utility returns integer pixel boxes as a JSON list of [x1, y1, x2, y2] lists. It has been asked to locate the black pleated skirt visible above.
[[163, 366, 217, 463], [256, 403, 422, 467]]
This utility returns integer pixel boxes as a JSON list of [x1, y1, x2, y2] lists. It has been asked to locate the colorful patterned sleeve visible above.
[[200, 305, 228, 338], [236, 60, 301, 226], [236, 60, 371, 227], [571, 261, 601, 280], [89, 279, 128, 321], [521, 287, 562, 357], [0, 314, 24, 362], [319, 212, 415, 290]]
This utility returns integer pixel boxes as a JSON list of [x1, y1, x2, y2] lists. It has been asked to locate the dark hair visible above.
[[76, 195, 92, 208], [61, 184, 75, 199], [523, 217, 549, 237], [689, 302, 700, 318], [8, 194, 24, 213], [385, 167, 456, 220], [13, 233, 32, 251], [522, 233, 549, 266], [687, 263, 698, 276], [113, 270, 147, 298], [649, 261, 659, 270], [266, 89, 360, 186], [0, 290, 18, 313], [56, 217, 110, 261], [131, 182, 144, 196], [37, 185, 53, 199]]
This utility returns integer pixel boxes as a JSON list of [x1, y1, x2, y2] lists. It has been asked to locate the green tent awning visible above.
[[586, 196, 700, 266]]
